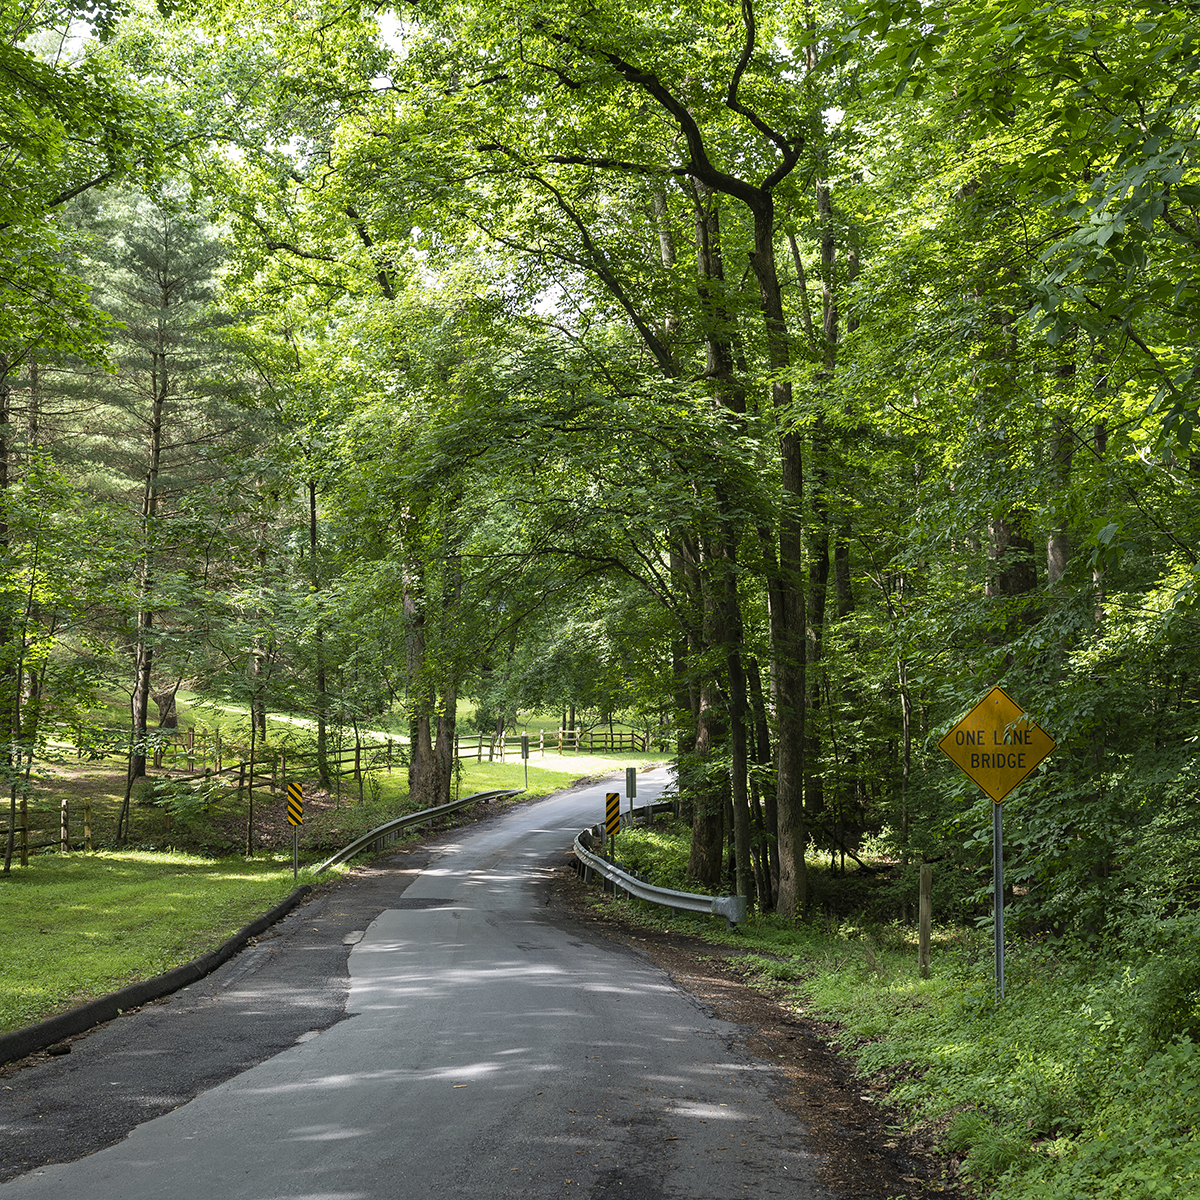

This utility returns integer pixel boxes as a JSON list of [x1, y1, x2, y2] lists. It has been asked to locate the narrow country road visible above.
[[1, 770, 832, 1199]]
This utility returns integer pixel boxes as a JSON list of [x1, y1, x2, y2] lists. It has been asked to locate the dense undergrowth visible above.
[[603, 823, 1200, 1199]]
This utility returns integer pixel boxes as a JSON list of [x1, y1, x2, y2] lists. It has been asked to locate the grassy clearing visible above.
[[0, 851, 344, 1035], [591, 823, 1200, 1200]]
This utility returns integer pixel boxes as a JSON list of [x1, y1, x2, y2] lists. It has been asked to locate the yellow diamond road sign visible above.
[[938, 686, 1056, 803]]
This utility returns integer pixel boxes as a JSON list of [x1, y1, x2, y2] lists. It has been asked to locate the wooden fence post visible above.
[[60, 798, 68, 853], [918, 864, 932, 979]]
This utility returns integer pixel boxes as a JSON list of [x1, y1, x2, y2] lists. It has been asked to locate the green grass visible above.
[[0, 851, 342, 1034], [583, 824, 1200, 1200]]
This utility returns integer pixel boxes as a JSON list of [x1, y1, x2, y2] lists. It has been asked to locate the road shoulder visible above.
[[543, 857, 972, 1200]]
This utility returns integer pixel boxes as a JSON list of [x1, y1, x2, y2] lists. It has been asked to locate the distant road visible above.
[[1, 769, 830, 1199]]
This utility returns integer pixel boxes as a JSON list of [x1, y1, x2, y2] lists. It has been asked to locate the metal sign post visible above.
[[521, 734, 529, 789], [993, 802, 1005, 999], [626, 766, 637, 824], [937, 687, 1055, 1001], [286, 781, 304, 881]]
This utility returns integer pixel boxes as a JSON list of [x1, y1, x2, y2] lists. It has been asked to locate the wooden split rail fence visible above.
[[4, 723, 667, 866], [455, 728, 665, 761]]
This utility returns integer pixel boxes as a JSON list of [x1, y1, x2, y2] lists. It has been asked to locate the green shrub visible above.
[[611, 821, 704, 893], [131, 776, 159, 806], [946, 1112, 1037, 1183], [1136, 953, 1200, 1049]]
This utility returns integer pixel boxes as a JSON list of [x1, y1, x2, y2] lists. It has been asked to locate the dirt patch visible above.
[[548, 863, 973, 1200]]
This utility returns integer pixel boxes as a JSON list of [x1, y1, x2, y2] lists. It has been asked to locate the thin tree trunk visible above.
[[245, 717, 256, 855], [688, 680, 726, 885], [405, 565, 438, 806], [692, 184, 753, 903]]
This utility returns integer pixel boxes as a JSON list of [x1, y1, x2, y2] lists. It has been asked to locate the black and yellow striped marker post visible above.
[[287, 781, 303, 880], [605, 791, 620, 838]]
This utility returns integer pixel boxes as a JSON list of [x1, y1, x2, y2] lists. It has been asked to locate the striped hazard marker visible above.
[[286, 781, 303, 826]]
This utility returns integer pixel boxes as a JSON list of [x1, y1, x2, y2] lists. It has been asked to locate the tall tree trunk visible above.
[[309, 480, 331, 788], [692, 184, 753, 903], [1, 357, 14, 873], [597, 31, 807, 915], [688, 679, 726, 885], [805, 420, 830, 837], [746, 654, 776, 908], [405, 592, 437, 807], [432, 541, 463, 805], [805, 158, 837, 845], [720, 545, 753, 903], [128, 289, 169, 792]]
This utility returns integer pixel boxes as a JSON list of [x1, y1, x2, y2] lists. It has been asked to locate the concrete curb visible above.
[[0, 885, 313, 1065]]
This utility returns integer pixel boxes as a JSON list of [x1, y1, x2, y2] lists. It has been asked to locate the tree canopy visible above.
[[1, 0, 1198, 941]]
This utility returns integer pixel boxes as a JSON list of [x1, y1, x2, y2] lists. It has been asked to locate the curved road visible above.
[[2, 770, 829, 1198]]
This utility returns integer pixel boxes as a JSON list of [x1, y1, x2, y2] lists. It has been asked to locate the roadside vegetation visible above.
[[596, 823, 1200, 1200]]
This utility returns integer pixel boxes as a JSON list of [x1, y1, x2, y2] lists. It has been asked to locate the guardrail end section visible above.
[[712, 895, 748, 927]]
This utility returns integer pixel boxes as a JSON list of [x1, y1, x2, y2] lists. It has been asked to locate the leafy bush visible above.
[[1136, 954, 1200, 1049], [611, 821, 704, 893], [151, 776, 228, 822], [945, 1112, 1036, 1184]]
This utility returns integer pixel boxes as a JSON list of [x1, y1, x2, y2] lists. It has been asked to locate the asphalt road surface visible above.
[[1, 770, 832, 1199]]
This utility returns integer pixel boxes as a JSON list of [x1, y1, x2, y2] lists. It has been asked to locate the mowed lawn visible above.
[[0, 851, 315, 1035]]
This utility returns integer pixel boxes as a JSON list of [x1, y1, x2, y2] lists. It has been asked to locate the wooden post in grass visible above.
[[61, 797, 68, 853], [918, 864, 932, 979]]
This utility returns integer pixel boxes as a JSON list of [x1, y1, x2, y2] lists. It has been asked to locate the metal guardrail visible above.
[[573, 818, 747, 928], [311, 788, 523, 875]]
